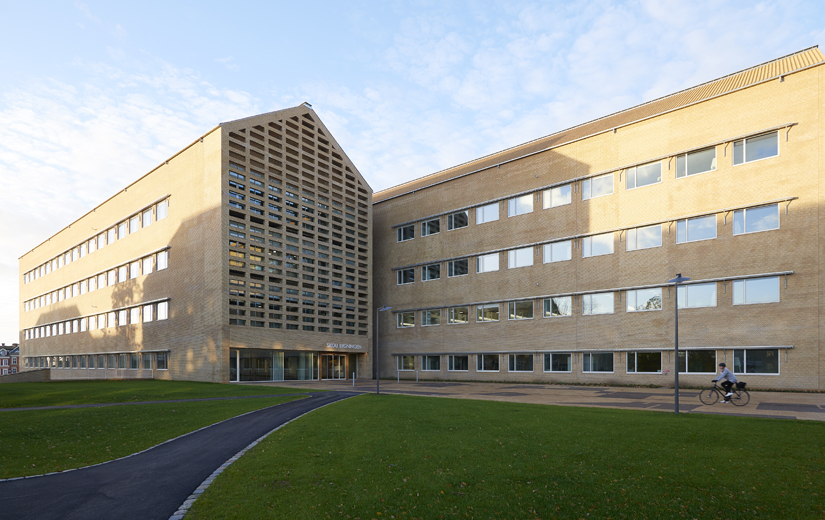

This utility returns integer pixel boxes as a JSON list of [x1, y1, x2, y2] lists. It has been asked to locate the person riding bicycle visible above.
[[713, 363, 738, 403]]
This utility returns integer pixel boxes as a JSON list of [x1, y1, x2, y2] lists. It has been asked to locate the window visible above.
[[143, 256, 153, 275], [448, 355, 469, 371], [477, 253, 499, 273], [157, 251, 169, 270], [448, 259, 468, 277], [397, 268, 414, 285], [422, 309, 440, 326], [626, 225, 662, 251], [508, 195, 533, 217], [678, 350, 716, 373], [543, 241, 571, 263], [734, 349, 779, 374], [476, 202, 499, 224], [677, 147, 716, 178], [677, 215, 716, 243], [544, 353, 571, 372], [543, 184, 571, 208], [677, 283, 717, 308], [508, 354, 533, 372], [423, 355, 441, 371], [130, 261, 140, 279], [397, 224, 414, 242], [143, 209, 153, 228], [733, 277, 779, 305], [447, 211, 469, 230], [582, 173, 613, 200], [508, 247, 533, 269], [422, 264, 441, 281], [157, 301, 169, 320], [130, 307, 141, 324], [476, 304, 499, 322], [143, 353, 152, 370], [626, 161, 661, 189], [118, 265, 128, 283], [107, 312, 116, 328], [143, 304, 154, 322], [157, 199, 168, 220], [118, 309, 128, 326], [582, 233, 614, 257], [397, 312, 415, 328], [583, 293, 613, 315], [397, 355, 415, 371], [157, 352, 168, 370], [583, 352, 613, 372], [421, 218, 440, 236], [626, 288, 662, 312], [733, 204, 779, 235], [508, 300, 533, 320], [448, 306, 469, 324], [477, 354, 499, 372], [543, 296, 572, 317], [130, 215, 140, 234], [627, 351, 662, 373], [733, 132, 778, 165]]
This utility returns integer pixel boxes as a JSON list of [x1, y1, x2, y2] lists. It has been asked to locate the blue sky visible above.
[[1, 0, 824, 341]]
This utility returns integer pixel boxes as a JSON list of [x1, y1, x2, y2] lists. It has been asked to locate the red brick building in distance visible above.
[[0, 343, 20, 375]]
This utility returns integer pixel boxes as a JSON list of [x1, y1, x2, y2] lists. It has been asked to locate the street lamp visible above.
[[668, 273, 690, 414], [375, 306, 392, 395]]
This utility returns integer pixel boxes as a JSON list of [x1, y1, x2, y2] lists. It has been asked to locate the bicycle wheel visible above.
[[730, 390, 750, 406], [699, 387, 719, 405]]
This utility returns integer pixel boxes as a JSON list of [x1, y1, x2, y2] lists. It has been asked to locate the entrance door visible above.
[[321, 354, 347, 380]]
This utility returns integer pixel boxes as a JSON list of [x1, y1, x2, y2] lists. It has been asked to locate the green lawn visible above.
[[1, 379, 303, 408], [189, 394, 825, 520]]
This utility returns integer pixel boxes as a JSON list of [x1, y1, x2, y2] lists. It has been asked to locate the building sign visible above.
[[327, 343, 363, 350]]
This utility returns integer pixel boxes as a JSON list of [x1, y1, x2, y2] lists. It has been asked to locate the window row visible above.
[[396, 348, 780, 375], [24, 352, 169, 370], [228, 318, 367, 335], [24, 199, 169, 284], [24, 251, 169, 312], [23, 301, 169, 340], [396, 277, 781, 327], [394, 131, 780, 242]]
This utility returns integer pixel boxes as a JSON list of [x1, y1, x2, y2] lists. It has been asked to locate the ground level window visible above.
[[678, 350, 716, 373], [157, 352, 168, 370], [508, 354, 533, 372], [583, 352, 613, 373], [734, 349, 779, 374], [397, 355, 415, 371], [627, 351, 662, 373], [544, 353, 571, 372], [423, 355, 441, 371], [477, 354, 500, 372], [448, 355, 469, 371]]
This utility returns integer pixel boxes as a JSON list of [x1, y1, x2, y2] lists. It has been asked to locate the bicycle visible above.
[[699, 381, 750, 406]]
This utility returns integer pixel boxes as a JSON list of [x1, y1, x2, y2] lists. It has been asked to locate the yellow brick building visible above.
[[372, 47, 825, 390], [19, 104, 373, 383]]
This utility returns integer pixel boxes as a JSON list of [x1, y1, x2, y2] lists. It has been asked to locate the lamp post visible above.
[[667, 273, 690, 414], [375, 306, 392, 395]]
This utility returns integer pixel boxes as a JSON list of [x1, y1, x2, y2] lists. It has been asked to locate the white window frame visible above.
[[582, 233, 614, 258], [397, 224, 414, 242], [448, 355, 469, 372], [626, 288, 662, 313], [508, 300, 534, 320], [543, 352, 572, 373], [582, 173, 614, 200], [733, 348, 780, 375], [676, 146, 717, 178], [733, 131, 779, 166], [582, 293, 614, 315], [507, 247, 534, 269], [626, 351, 662, 374], [447, 258, 469, 278], [476, 202, 499, 224], [677, 283, 717, 309], [732, 277, 780, 305], [396, 268, 415, 285], [477, 253, 499, 273], [508, 354, 534, 373], [421, 263, 441, 281], [677, 215, 717, 244], [543, 184, 571, 209], [626, 224, 662, 251], [476, 304, 500, 322], [543, 296, 572, 318], [448, 306, 470, 324], [582, 352, 614, 373], [733, 204, 780, 236], [396, 312, 415, 328], [447, 211, 469, 231], [508, 194, 533, 217], [543, 241, 572, 263], [625, 161, 662, 190], [476, 353, 500, 372], [397, 355, 415, 371], [422, 309, 441, 326], [422, 355, 441, 371], [421, 218, 440, 237]]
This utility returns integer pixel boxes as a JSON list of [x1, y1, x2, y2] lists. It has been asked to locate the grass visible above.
[[189, 394, 824, 520]]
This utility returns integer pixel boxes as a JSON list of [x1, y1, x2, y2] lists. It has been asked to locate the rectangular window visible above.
[[677, 215, 717, 243], [421, 218, 440, 236], [397, 355, 415, 371], [107, 312, 116, 328], [118, 265, 128, 283], [423, 355, 441, 371], [543, 296, 572, 317], [476, 304, 499, 322], [476, 202, 499, 224], [678, 350, 716, 373], [733, 132, 778, 165], [543, 241, 572, 263], [582, 233, 614, 257], [130, 307, 141, 324], [143, 209, 153, 228], [448, 355, 469, 371], [143, 304, 154, 322], [508, 194, 533, 217], [508, 354, 533, 372], [118, 309, 128, 326], [130, 261, 140, 279], [626, 161, 661, 189], [544, 353, 571, 372], [733, 349, 779, 374], [676, 147, 716, 178], [143, 256, 153, 275], [677, 283, 717, 308], [508, 300, 533, 320], [157, 251, 169, 270], [582, 173, 613, 200], [396, 268, 414, 285], [130, 215, 140, 234], [447, 258, 468, 277], [626, 288, 662, 312], [448, 306, 470, 324], [626, 225, 662, 251], [583, 293, 614, 315], [422, 263, 441, 281], [477, 253, 499, 273], [447, 211, 469, 230], [422, 309, 440, 326], [142, 353, 152, 370], [397, 224, 414, 242], [157, 301, 169, 320], [733, 277, 780, 305], [583, 352, 613, 372], [733, 204, 779, 235], [477, 354, 499, 372], [627, 351, 662, 373], [397, 312, 415, 328], [118, 221, 128, 239], [130, 354, 139, 370], [157, 352, 168, 370], [507, 247, 534, 269], [543, 184, 571, 209], [157, 199, 168, 220], [107, 227, 116, 244]]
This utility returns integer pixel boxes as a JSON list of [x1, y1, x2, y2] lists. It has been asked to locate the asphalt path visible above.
[[0, 391, 358, 520]]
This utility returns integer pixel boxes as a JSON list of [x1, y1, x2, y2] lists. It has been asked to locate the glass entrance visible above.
[[321, 354, 347, 380]]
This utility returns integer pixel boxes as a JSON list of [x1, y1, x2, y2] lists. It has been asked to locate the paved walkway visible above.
[[0, 392, 357, 520], [255, 379, 825, 421]]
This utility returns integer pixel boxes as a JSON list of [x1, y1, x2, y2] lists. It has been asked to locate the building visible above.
[[0, 344, 19, 375], [19, 104, 373, 383], [372, 47, 825, 390]]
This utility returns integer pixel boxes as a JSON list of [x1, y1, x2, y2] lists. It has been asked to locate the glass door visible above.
[[321, 354, 348, 380]]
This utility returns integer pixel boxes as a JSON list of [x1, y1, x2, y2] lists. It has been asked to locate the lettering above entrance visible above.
[[326, 343, 363, 350]]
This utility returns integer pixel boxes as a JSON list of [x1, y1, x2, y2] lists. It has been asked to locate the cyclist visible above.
[[713, 362, 738, 403]]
